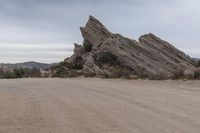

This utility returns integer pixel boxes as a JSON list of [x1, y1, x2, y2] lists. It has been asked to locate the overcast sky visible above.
[[0, 0, 200, 63]]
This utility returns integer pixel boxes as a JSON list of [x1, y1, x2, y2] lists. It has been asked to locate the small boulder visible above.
[[128, 74, 139, 79]]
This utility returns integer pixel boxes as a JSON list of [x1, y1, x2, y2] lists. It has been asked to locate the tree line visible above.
[[0, 68, 41, 79]]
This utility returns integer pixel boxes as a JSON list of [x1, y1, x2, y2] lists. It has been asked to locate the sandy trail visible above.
[[0, 78, 200, 133]]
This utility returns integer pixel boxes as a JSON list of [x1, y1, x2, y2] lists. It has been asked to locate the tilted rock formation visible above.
[[53, 16, 198, 79]]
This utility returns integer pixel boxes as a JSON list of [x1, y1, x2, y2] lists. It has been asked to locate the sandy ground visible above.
[[0, 78, 200, 133]]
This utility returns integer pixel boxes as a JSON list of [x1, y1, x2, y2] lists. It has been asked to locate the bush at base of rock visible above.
[[194, 70, 200, 79], [83, 40, 93, 52]]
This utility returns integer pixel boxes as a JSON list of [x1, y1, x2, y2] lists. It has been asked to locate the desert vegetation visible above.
[[83, 40, 93, 52], [0, 67, 41, 79]]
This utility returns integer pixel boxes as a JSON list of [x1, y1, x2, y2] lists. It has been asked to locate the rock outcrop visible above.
[[53, 16, 198, 79]]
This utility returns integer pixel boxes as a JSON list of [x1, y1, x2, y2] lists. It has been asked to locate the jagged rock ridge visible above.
[[53, 16, 199, 79]]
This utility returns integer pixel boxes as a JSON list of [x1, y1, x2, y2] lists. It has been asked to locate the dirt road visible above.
[[0, 78, 200, 133]]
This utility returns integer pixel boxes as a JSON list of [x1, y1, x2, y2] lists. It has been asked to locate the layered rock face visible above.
[[54, 16, 198, 79]]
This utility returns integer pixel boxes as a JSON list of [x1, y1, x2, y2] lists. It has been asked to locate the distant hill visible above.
[[1, 61, 56, 69]]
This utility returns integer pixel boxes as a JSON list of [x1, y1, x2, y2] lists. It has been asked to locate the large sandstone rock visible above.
[[80, 16, 115, 49], [54, 16, 198, 79]]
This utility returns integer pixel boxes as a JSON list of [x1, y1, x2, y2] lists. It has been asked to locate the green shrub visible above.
[[13, 68, 25, 78], [3, 71, 16, 79], [24, 68, 41, 77], [0, 67, 41, 79], [194, 71, 200, 79], [53, 67, 68, 78], [83, 40, 92, 52], [72, 56, 83, 70]]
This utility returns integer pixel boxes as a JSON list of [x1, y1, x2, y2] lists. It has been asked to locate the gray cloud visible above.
[[0, 0, 200, 63]]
